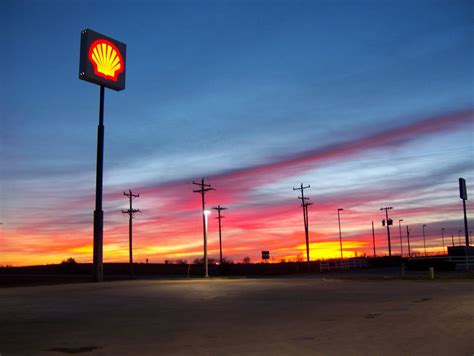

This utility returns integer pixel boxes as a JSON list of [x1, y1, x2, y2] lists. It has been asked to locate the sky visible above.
[[1, 0, 473, 266]]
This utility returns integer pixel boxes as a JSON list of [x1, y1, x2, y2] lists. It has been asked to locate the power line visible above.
[[122, 189, 140, 278], [193, 178, 215, 278], [293, 183, 312, 272], [212, 205, 228, 266]]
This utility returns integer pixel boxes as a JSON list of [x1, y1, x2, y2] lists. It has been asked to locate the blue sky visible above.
[[1, 0, 473, 265]]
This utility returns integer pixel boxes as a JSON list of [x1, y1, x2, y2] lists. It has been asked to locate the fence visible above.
[[320, 258, 368, 272]]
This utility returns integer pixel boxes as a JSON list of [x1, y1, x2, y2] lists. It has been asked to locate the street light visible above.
[[422, 224, 427, 256], [406, 226, 411, 258], [203, 209, 211, 278], [398, 219, 404, 257], [337, 208, 344, 260]]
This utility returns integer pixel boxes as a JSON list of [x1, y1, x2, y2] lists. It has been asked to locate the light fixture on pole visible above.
[[337, 208, 344, 260], [193, 178, 215, 278], [203, 209, 211, 278]]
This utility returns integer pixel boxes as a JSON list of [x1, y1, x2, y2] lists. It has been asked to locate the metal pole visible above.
[[459, 178, 470, 246], [406, 226, 411, 258], [93, 85, 105, 282], [398, 219, 404, 257], [441, 228, 445, 251], [204, 211, 209, 278], [422, 224, 427, 256], [129, 190, 133, 278], [202, 200, 209, 278], [304, 203, 311, 271], [217, 208, 223, 265], [372, 221, 376, 257], [338, 209, 343, 260], [451, 235, 454, 247]]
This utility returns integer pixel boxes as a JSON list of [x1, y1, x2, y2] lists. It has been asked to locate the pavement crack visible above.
[[48, 345, 102, 354], [365, 312, 383, 319], [414, 297, 432, 303]]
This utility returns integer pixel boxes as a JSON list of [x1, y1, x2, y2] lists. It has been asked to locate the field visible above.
[[1, 276, 473, 355]]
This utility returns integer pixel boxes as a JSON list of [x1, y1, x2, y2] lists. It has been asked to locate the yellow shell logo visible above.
[[88, 39, 124, 82]]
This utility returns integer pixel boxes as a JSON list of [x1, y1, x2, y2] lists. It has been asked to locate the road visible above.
[[1, 277, 473, 355]]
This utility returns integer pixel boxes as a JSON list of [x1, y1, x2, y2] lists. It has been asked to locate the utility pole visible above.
[[293, 183, 312, 272], [212, 205, 228, 265], [406, 226, 411, 258], [422, 224, 427, 256], [193, 178, 215, 278], [451, 234, 455, 247], [337, 208, 344, 260], [398, 219, 404, 257], [371, 221, 376, 258], [441, 228, 445, 251], [380, 207, 393, 260], [122, 189, 140, 278]]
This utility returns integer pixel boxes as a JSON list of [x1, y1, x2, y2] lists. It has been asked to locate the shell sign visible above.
[[79, 29, 126, 91]]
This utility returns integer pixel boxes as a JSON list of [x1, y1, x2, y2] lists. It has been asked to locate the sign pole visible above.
[[80, 29, 126, 282], [459, 178, 469, 247], [93, 85, 105, 282]]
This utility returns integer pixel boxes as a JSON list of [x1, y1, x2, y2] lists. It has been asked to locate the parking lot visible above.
[[1, 277, 473, 355]]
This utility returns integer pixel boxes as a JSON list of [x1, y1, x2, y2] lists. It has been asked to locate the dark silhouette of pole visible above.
[[451, 234, 455, 247], [122, 189, 140, 278], [380, 207, 393, 259], [459, 178, 470, 247], [441, 228, 445, 251], [371, 221, 376, 257], [406, 226, 411, 257], [337, 208, 344, 260], [293, 183, 311, 271], [398, 219, 404, 257], [193, 178, 215, 278], [93, 85, 105, 282], [422, 224, 427, 256], [212, 205, 227, 265]]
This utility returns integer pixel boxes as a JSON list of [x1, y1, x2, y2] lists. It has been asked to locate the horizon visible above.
[[1, 0, 473, 267]]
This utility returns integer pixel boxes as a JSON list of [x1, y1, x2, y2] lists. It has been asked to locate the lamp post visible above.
[[398, 219, 404, 257], [441, 228, 445, 252], [422, 224, 427, 256], [337, 208, 344, 260], [371, 221, 376, 258], [406, 226, 411, 258], [203, 209, 211, 278]]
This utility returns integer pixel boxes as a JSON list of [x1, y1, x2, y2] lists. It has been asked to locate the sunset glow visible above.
[[1, 1, 472, 267]]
